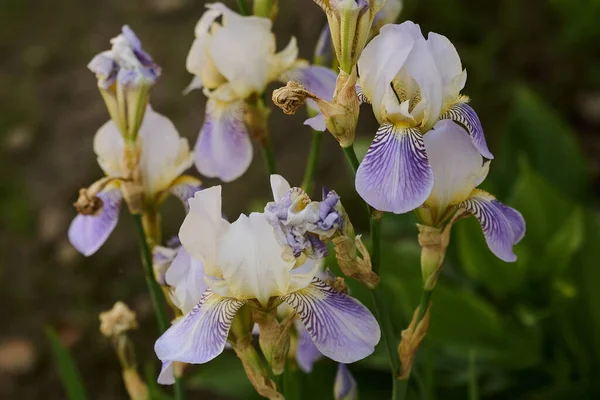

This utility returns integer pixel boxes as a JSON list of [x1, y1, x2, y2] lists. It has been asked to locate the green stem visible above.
[[468, 349, 479, 400], [301, 130, 322, 194], [132, 214, 168, 333], [132, 214, 186, 400], [236, 0, 250, 15], [416, 289, 434, 323], [260, 139, 278, 176], [341, 143, 402, 398]]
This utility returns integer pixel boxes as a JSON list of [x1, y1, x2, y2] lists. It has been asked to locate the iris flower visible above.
[[185, 3, 337, 182], [355, 21, 493, 214], [154, 180, 380, 378], [68, 107, 200, 256]]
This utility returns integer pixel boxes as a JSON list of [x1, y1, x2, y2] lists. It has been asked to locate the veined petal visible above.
[[288, 258, 321, 293], [157, 361, 175, 385], [194, 98, 252, 183], [154, 290, 246, 365], [94, 120, 126, 178], [356, 124, 433, 213], [423, 120, 489, 211], [68, 188, 122, 256], [166, 247, 207, 315], [167, 175, 203, 212], [334, 364, 358, 400], [218, 213, 294, 305], [139, 107, 194, 198], [295, 320, 323, 373], [440, 102, 493, 159], [282, 278, 380, 364], [459, 190, 526, 262], [179, 186, 230, 277]]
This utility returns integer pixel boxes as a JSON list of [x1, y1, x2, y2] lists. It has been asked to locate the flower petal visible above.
[[424, 120, 488, 210], [334, 364, 358, 400], [138, 107, 194, 198], [459, 190, 526, 262], [157, 361, 175, 385], [218, 212, 294, 305], [154, 290, 246, 365], [194, 98, 252, 183], [427, 32, 466, 104], [166, 246, 207, 315], [295, 320, 323, 373], [304, 113, 326, 131], [270, 174, 291, 202], [356, 124, 433, 213], [168, 175, 203, 212], [440, 102, 493, 159], [280, 65, 337, 103], [94, 120, 126, 178], [282, 278, 380, 364], [68, 188, 122, 256], [179, 186, 229, 278]]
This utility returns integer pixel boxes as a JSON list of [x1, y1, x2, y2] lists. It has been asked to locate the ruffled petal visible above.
[[459, 190, 526, 262], [295, 320, 323, 373], [356, 124, 433, 213], [168, 175, 203, 212], [282, 278, 380, 364], [68, 188, 122, 256], [166, 247, 207, 315], [194, 98, 252, 183], [154, 290, 246, 365], [334, 364, 358, 400], [440, 102, 493, 159]]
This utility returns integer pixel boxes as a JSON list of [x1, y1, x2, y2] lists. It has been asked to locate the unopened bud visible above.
[[252, 310, 293, 376], [398, 304, 431, 379], [99, 302, 138, 338], [417, 224, 450, 290], [233, 339, 283, 400]]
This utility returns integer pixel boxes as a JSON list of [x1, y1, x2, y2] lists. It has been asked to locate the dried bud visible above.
[[122, 368, 150, 400], [398, 304, 431, 379], [327, 274, 349, 294], [99, 302, 138, 338], [272, 81, 316, 115], [333, 234, 379, 289], [252, 310, 294, 376], [233, 338, 283, 400], [74, 188, 104, 216]]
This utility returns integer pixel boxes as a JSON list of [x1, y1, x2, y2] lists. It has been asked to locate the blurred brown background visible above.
[[1, 0, 599, 398]]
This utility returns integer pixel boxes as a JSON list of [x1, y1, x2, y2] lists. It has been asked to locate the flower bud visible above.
[[398, 304, 430, 379], [416, 224, 451, 290], [252, 310, 294, 376], [313, 0, 385, 73]]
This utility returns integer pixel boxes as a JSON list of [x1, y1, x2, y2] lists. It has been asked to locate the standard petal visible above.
[[179, 186, 229, 277], [138, 107, 194, 198], [68, 188, 122, 256], [427, 32, 465, 104], [440, 102, 493, 159], [459, 190, 526, 262], [358, 22, 417, 121], [423, 119, 489, 210], [166, 247, 207, 314], [295, 320, 323, 373], [334, 364, 358, 400], [94, 120, 126, 178], [157, 361, 175, 385], [154, 290, 246, 365], [194, 98, 253, 183], [168, 175, 203, 212], [270, 174, 291, 202], [356, 124, 433, 213], [218, 212, 294, 305], [282, 278, 380, 364]]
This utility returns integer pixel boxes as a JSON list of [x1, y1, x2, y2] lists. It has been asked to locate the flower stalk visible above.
[[301, 130, 323, 194]]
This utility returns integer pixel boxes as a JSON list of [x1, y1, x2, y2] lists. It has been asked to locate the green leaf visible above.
[[540, 206, 585, 277], [492, 86, 590, 201], [45, 327, 88, 400]]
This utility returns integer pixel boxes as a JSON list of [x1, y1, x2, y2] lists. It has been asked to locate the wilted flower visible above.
[[68, 107, 201, 256], [312, 0, 386, 73], [185, 3, 336, 182], [264, 175, 343, 260], [99, 302, 138, 338], [88, 26, 161, 140], [154, 185, 380, 377], [419, 120, 525, 263], [355, 21, 493, 214]]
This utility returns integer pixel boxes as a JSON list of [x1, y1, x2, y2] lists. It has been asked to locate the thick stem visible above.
[[342, 144, 360, 173], [301, 130, 323, 194]]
